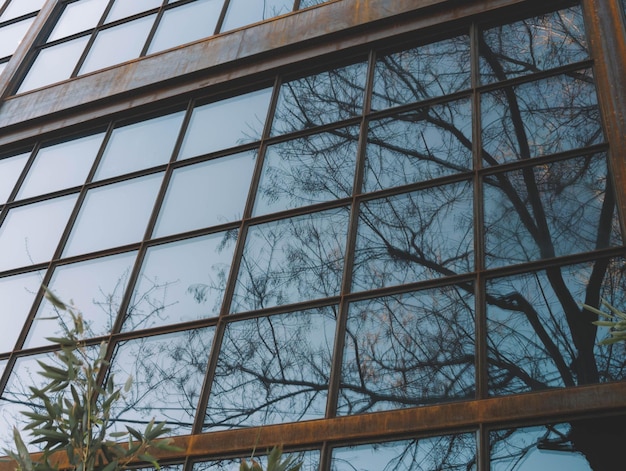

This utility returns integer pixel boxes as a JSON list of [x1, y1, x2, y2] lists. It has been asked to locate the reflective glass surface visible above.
[[194, 451, 320, 471], [0, 17, 34, 59], [64, 173, 163, 257], [0, 0, 45, 22], [105, 0, 162, 23], [0, 151, 29, 204], [17, 133, 104, 200], [178, 88, 272, 160], [204, 306, 336, 430], [254, 125, 359, 215], [220, 0, 292, 31], [95, 111, 185, 180], [0, 270, 43, 353], [48, 0, 109, 42], [155, 152, 255, 237]]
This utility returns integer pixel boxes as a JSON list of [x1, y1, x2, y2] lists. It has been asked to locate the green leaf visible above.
[[43, 286, 67, 311]]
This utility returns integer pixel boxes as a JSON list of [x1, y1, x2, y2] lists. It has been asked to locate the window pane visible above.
[[363, 99, 472, 193], [48, 0, 108, 42], [481, 70, 603, 165], [220, 0, 292, 32], [0, 194, 78, 271], [352, 182, 474, 292], [109, 327, 215, 436], [338, 285, 475, 415], [123, 231, 237, 331], [95, 111, 185, 180], [480, 6, 588, 84], [79, 14, 156, 74], [155, 151, 255, 237], [64, 173, 163, 257], [0, 151, 30, 204], [0, 270, 43, 353], [204, 306, 336, 430], [17, 133, 104, 200], [253, 125, 359, 216], [0, 0, 46, 22], [105, 0, 162, 23], [372, 35, 470, 111], [487, 257, 626, 396], [230, 207, 350, 312], [271, 61, 367, 135], [331, 434, 477, 471], [483, 153, 621, 268], [194, 451, 320, 471], [0, 17, 35, 59], [147, 0, 222, 54], [299, 0, 329, 7], [24, 251, 138, 348], [17, 36, 90, 93], [178, 88, 272, 160]]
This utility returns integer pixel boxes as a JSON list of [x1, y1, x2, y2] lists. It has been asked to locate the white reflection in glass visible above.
[[96, 111, 185, 180], [155, 151, 255, 237], [18, 133, 104, 200], [0, 194, 78, 272], [178, 88, 272, 160], [147, 0, 222, 54], [220, 0, 292, 32], [64, 173, 163, 257], [79, 14, 157, 74], [0, 151, 30, 204], [17, 36, 90, 93], [0, 270, 43, 353], [47, 0, 108, 42], [123, 231, 237, 331], [105, 0, 162, 23], [0, 0, 45, 22], [0, 17, 35, 59], [24, 251, 138, 349]]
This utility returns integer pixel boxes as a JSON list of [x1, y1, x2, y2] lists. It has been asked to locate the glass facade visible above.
[[0, 0, 625, 470]]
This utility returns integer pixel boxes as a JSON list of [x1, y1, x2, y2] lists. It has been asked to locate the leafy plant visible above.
[[239, 446, 302, 471], [583, 298, 626, 345], [4, 288, 178, 471]]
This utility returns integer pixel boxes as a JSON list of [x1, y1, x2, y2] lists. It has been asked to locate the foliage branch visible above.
[[583, 298, 626, 345]]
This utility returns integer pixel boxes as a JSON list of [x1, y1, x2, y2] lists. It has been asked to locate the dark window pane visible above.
[[481, 70, 603, 165], [487, 257, 626, 396], [155, 152, 255, 237], [271, 61, 367, 135], [484, 153, 621, 268], [253, 125, 359, 216], [0, 17, 35, 59], [480, 6, 588, 84], [48, 0, 108, 42], [0, 270, 43, 353], [204, 307, 336, 430], [109, 327, 215, 436], [178, 88, 272, 159], [372, 35, 470, 111], [193, 450, 320, 471], [338, 285, 475, 415], [221, 0, 293, 31], [352, 182, 474, 292], [364, 99, 472, 192], [0, 151, 30, 204], [230, 207, 350, 312], [123, 231, 237, 331], [331, 434, 477, 471]]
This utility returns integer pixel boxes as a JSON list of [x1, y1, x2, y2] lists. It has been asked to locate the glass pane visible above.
[[24, 251, 138, 348], [147, 0, 222, 54], [352, 182, 474, 292], [480, 6, 588, 84], [123, 231, 237, 331], [487, 257, 626, 396], [95, 111, 185, 180], [483, 153, 621, 268], [17, 36, 90, 93], [48, 0, 108, 42], [220, 0, 292, 32], [338, 285, 475, 415], [0, 151, 30, 204], [230, 207, 350, 312], [372, 35, 470, 111], [271, 61, 368, 135], [363, 99, 472, 192], [17, 133, 104, 200], [194, 450, 320, 471], [0, 0, 46, 22], [204, 306, 336, 430], [253, 125, 359, 216], [155, 152, 255, 237], [299, 0, 329, 7], [64, 173, 163, 257], [79, 14, 156, 74], [178, 88, 272, 160], [0, 270, 43, 353], [481, 70, 603, 165], [109, 327, 215, 436], [331, 434, 477, 471], [0, 17, 34, 59], [106, 0, 162, 23], [0, 194, 78, 272]]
